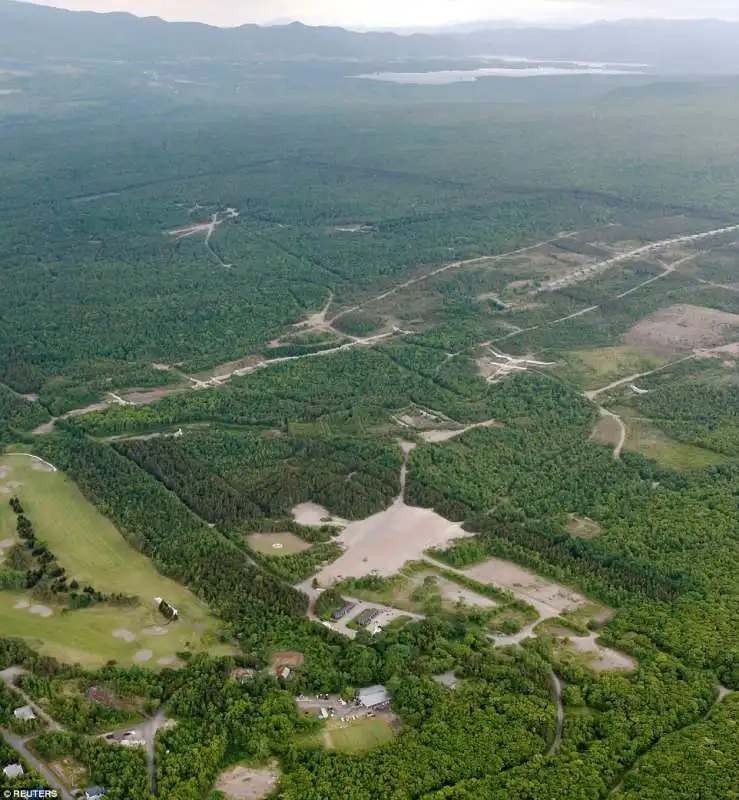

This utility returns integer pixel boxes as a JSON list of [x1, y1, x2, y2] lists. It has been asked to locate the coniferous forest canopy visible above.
[[1, 7, 739, 799]]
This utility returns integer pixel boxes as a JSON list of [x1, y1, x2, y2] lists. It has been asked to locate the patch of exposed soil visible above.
[[465, 558, 586, 618], [314, 503, 474, 585], [623, 304, 739, 355], [270, 651, 305, 668], [216, 763, 279, 800], [566, 515, 602, 540], [561, 633, 637, 671], [292, 503, 345, 527]]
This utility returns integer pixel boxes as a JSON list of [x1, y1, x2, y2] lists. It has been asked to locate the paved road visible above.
[[0, 728, 73, 800], [0, 668, 61, 732]]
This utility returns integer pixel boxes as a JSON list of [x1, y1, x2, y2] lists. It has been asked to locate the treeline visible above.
[[5, 503, 126, 609], [116, 430, 402, 524], [34, 433, 309, 631], [33, 732, 151, 800], [632, 380, 739, 456], [0, 384, 50, 445]]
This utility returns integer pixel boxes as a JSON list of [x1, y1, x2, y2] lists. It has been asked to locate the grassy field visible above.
[[561, 346, 665, 390], [610, 408, 727, 470], [0, 453, 231, 667], [323, 718, 395, 753], [246, 532, 311, 556]]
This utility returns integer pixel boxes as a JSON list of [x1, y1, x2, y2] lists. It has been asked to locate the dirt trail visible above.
[[495, 252, 702, 346], [585, 355, 695, 401], [597, 407, 626, 460], [538, 224, 739, 294], [608, 684, 735, 796], [548, 671, 564, 756], [4, 452, 58, 472], [331, 233, 573, 323]]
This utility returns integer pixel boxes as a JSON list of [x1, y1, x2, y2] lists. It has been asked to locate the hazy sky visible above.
[[23, 0, 739, 28]]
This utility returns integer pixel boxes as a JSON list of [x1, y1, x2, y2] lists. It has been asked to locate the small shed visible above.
[[13, 705, 37, 721], [84, 787, 107, 800], [276, 665, 292, 680], [3, 764, 25, 779]]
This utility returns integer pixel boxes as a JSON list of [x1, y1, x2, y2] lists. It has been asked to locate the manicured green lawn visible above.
[[0, 454, 231, 667]]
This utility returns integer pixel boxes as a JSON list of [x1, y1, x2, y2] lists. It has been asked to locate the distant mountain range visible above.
[[2, 0, 739, 73]]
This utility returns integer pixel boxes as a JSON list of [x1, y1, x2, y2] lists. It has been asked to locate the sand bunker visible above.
[[562, 633, 637, 671], [465, 558, 586, 619], [313, 503, 474, 585], [292, 503, 345, 527], [0, 467, 10, 479], [0, 538, 15, 550], [112, 629, 136, 642], [29, 604, 53, 617], [158, 656, 179, 666], [216, 763, 279, 800], [142, 626, 169, 636], [32, 462, 54, 473], [624, 304, 739, 355], [134, 649, 153, 663], [14, 600, 30, 610]]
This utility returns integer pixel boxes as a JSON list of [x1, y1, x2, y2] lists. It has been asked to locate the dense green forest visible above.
[[2, 30, 739, 800]]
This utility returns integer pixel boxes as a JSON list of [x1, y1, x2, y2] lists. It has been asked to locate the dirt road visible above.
[[4, 453, 58, 472], [597, 407, 627, 460], [1, 667, 61, 731], [331, 233, 573, 323], [547, 671, 564, 756], [538, 223, 739, 294]]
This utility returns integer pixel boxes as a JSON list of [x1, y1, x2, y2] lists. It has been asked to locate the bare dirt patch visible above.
[[623, 304, 739, 355], [270, 651, 305, 668], [421, 420, 502, 444], [566, 515, 602, 540], [292, 503, 345, 527], [216, 763, 279, 800], [409, 571, 497, 609], [313, 504, 474, 585], [560, 633, 637, 671], [464, 558, 586, 619], [247, 532, 311, 556]]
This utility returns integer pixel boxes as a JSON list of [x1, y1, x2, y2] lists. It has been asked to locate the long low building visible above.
[[357, 684, 391, 708]]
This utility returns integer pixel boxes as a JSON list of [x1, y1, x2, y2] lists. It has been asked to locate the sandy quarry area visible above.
[[623, 304, 739, 355], [464, 557, 586, 619], [311, 502, 473, 585], [216, 763, 279, 800]]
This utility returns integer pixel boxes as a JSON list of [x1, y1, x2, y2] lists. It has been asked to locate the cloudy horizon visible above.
[[19, 0, 739, 28]]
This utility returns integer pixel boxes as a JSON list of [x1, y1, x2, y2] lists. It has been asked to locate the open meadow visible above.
[[0, 453, 230, 667]]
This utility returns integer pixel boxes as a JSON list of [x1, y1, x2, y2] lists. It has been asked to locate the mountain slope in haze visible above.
[[1, 0, 738, 73]]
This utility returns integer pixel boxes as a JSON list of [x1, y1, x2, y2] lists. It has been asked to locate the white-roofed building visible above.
[[357, 684, 391, 708]]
